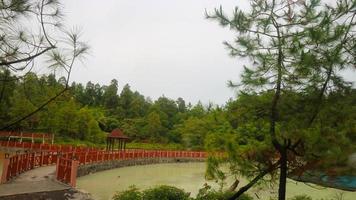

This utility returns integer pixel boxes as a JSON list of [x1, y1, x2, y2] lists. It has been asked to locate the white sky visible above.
[[58, 0, 355, 105], [59, 0, 251, 105]]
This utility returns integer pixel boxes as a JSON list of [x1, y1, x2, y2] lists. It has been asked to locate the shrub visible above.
[[289, 195, 313, 200], [113, 184, 254, 200], [142, 185, 190, 200], [112, 186, 142, 200], [195, 184, 253, 200]]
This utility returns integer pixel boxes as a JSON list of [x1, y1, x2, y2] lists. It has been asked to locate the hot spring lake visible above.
[[76, 162, 356, 200]]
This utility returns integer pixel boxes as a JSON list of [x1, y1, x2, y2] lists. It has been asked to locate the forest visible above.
[[0, 0, 356, 200], [1, 69, 355, 159], [0, 70, 236, 149]]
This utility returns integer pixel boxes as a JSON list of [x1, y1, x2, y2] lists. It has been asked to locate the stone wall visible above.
[[77, 157, 205, 177]]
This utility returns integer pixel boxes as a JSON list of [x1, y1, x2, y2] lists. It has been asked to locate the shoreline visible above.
[[0, 188, 94, 200]]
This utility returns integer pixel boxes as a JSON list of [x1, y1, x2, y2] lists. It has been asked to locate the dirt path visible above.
[[0, 166, 69, 196], [0, 166, 94, 200]]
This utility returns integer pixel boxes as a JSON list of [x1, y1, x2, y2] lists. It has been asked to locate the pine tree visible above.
[[206, 0, 356, 199], [0, 0, 89, 130]]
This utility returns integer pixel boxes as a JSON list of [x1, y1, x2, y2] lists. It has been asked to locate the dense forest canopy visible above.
[[0, 70, 239, 149]]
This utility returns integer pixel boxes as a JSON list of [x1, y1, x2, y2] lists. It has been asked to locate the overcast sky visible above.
[[59, 0, 355, 105]]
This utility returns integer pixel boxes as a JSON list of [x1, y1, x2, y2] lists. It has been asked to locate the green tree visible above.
[[0, 0, 89, 130], [117, 84, 134, 119], [129, 91, 150, 118], [9, 90, 37, 129], [143, 111, 166, 142], [152, 96, 178, 129], [189, 101, 205, 118], [176, 97, 187, 113], [175, 117, 208, 149], [0, 69, 17, 126], [103, 79, 119, 111], [207, 0, 356, 199]]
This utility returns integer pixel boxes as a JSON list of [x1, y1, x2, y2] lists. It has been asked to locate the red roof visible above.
[[108, 128, 129, 139]]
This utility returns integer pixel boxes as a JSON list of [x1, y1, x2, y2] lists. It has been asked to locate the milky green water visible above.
[[76, 163, 356, 200]]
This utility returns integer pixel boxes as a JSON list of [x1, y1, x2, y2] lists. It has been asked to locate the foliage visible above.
[[126, 142, 183, 150], [0, 0, 88, 130], [112, 185, 190, 200], [142, 185, 190, 200], [195, 184, 252, 200], [113, 186, 142, 200], [0, 70, 237, 148], [289, 195, 312, 200], [112, 185, 254, 200], [0, 72, 106, 144], [206, 0, 356, 199]]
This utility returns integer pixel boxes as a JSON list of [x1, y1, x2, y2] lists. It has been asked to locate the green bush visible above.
[[195, 184, 252, 200], [195, 190, 232, 200], [112, 186, 142, 200], [112, 185, 190, 200], [142, 185, 190, 200], [112, 185, 254, 200], [289, 195, 313, 200]]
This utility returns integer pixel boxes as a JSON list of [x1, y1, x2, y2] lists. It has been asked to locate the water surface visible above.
[[76, 162, 356, 200]]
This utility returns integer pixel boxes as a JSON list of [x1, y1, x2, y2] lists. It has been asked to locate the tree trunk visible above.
[[228, 161, 280, 200], [228, 179, 240, 192], [278, 147, 287, 200], [228, 170, 268, 200]]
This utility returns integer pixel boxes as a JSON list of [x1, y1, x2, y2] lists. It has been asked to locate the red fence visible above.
[[0, 141, 98, 153], [0, 131, 53, 144], [55, 149, 207, 187], [0, 141, 209, 187], [71, 149, 207, 165], [56, 156, 78, 187], [1, 151, 58, 183]]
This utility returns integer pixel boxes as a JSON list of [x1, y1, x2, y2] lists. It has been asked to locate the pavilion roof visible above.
[[108, 128, 129, 139]]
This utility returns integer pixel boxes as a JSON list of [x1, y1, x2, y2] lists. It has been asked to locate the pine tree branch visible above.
[[228, 160, 280, 200], [0, 47, 54, 66]]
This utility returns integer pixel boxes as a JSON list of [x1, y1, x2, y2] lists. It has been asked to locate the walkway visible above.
[[0, 140, 207, 199], [0, 166, 69, 197]]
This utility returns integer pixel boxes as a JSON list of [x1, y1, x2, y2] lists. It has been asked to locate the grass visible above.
[[126, 142, 183, 150], [53, 137, 184, 150]]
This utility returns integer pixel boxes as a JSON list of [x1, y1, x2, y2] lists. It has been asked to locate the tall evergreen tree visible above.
[[207, 0, 356, 199], [0, 0, 89, 130]]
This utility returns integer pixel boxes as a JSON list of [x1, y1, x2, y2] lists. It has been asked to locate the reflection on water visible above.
[[76, 162, 356, 200]]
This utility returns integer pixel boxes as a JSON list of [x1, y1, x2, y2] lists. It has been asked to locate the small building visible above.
[[106, 128, 129, 151]]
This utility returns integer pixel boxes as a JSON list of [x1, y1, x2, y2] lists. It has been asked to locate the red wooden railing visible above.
[[0, 131, 54, 144], [0, 141, 98, 152], [0, 141, 209, 187], [56, 149, 207, 186], [56, 156, 78, 187], [0, 151, 58, 183]]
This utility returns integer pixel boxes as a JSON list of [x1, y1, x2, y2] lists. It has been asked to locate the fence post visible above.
[[70, 160, 79, 187], [15, 155, 20, 175], [84, 152, 87, 164], [1, 157, 10, 183], [55, 155, 60, 180], [40, 152, 44, 166]]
